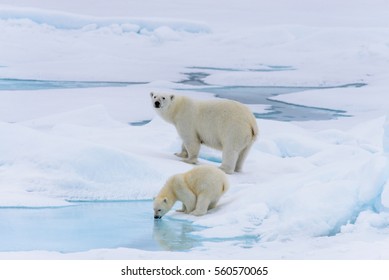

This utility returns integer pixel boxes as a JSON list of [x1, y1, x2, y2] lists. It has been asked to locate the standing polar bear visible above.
[[151, 92, 258, 174], [153, 165, 229, 219]]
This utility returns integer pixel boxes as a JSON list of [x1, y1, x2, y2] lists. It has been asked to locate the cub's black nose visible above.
[[154, 101, 160, 108], [154, 215, 161, 219]]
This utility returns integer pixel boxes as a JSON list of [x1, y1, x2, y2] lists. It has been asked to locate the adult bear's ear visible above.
[[170, 95, 174, 101], [150, 92, 154, 98], [163, 197, 168, 204]]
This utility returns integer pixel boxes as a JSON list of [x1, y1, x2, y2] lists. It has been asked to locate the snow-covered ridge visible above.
[[0, 5, 210, 33]]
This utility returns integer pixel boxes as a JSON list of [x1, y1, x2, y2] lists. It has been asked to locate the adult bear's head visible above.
[[150, 92, 175, 109]]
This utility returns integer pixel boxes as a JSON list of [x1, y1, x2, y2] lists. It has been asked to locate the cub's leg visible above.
[[176, 203, 186, 212], [190, 193, 211, 216], [174, 187, 197, 213], [208, 199, 219, 210]]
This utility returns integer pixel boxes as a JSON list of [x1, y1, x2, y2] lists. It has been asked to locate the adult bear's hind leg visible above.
[[220, 147, 239, 174], [235, 143, 253, 172]]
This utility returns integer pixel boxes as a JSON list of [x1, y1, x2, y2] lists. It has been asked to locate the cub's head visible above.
[[153, 197, 172, 219], [150, 92, 175, 110]]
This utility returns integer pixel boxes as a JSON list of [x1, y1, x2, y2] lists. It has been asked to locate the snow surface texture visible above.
[[1, 0, 389, 259]]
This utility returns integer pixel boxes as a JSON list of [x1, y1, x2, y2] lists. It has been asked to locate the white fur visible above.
[[153, 165, 229, 218], [151, 92, 258, 173]]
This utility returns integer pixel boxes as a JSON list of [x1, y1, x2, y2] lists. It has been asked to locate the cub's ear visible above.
[[150, 92, 154, 98], [163, 197, 168, 204], [170, 95, 175, 101]]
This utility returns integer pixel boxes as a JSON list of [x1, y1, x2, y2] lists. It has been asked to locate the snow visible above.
[[1, 0, 389, 260], [0, 5, 210, 33]]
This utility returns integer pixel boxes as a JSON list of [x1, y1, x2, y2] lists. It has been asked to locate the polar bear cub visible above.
[[151, 92, 258, 174], [153, 165, 229, 219]]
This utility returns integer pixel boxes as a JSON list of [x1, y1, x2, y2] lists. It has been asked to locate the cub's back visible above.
[[184, 165, 228, 194]]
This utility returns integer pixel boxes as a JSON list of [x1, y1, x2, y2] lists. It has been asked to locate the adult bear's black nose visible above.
[[154, 101, 160, 108]]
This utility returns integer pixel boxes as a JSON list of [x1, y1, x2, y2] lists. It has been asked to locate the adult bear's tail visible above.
[[250, 117, 259, 142]]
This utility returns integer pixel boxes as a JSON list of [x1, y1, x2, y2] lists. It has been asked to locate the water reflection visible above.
[[153, 218, 202, 251]]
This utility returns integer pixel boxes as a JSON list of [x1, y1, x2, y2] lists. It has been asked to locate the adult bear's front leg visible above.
[[176, 126, 200, 164], [182, 141, 200, 164], [174, 143, 188, 158]]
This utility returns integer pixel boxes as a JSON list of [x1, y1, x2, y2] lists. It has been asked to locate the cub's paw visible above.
[[189, 210, 206, 216]]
